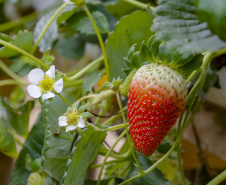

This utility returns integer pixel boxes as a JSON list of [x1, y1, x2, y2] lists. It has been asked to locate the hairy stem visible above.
[[213, 47, 226, 58], [88, 123, 128, 132], [57, 93, 72, 107], [0, 60, 27, 84], [0, 12, 38, 32], [65, 56, 104, 81], [177, 146, 188, 185], [97, 130, 127, 185], [64, 79, 83, 87], [207, 170, 226, 185], [123, 0, 151, 10], [0, 79, 26, 87], [0, 3, 58, 32], [30, 3, 68, 54], [0, 39, 49, 69], [115, 92, 143, 174], [83, 5, 110, 81], [90, 159, 124, 169]]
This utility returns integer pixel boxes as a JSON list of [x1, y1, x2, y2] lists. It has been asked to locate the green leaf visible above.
[[0, 98, 34, 137], [106, 10, 154, 80], [0, 32, 12, 42], [66, 11, 109, 35], [125, 151, 171, 185], [152, 0, 226, 53], [0, 30, 33, 57], [56, 34, 85, 59], [83, 70, 102, 92], [196, 0, 226, 41], [140, 43, 154, 63], [63, 127, 107, 185], [177, 55, 203, 75], [157, 141, 172, 154], [57, 5, 78, 25], [34, 10, 58, 53], [0, 119, 17, 158], [80, 112, 92, 118], [41, 96, 74, 182], [130, 51, 141, 68], [11, 114, 44, 185], [10, 55, 39, 77], [34, 4, 78, 53]]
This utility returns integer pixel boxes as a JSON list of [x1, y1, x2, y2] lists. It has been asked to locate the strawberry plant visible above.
[[0, 0, 226, 185]]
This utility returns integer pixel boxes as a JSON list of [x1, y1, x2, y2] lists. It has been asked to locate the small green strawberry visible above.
[[127, 63, 187, 156]]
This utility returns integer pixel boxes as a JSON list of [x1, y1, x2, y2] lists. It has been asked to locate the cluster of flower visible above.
[[27, 66, 85, 132]]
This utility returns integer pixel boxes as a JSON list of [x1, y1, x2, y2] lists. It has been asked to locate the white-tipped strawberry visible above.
[[127, 63, 187, 156]]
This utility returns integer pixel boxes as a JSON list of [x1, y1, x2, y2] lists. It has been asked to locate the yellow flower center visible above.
[[38, 75, 54, 94], [66, 111, 80, 126]]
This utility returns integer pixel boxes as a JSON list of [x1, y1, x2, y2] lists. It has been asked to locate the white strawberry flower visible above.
[[27, 65, 63, 101], [58, 115, 85, 132]]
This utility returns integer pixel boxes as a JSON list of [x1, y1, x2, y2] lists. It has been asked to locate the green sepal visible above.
[[140, 34, 203, 76], [76, 127, 85, 136], [120, 69, 138, 97], [78, 105, 86, 113], [105, 77, 122, 91], [124, 58, 134, 69], [123, 44, 142, 72], [72, 102, 80, 111], [54, 74, 64, 82], [149, 36, 161, 62], [128, 44, 137, 58], [140, 43, 154, 63], [80, 112, 93, 118], [131, 51, 141, 68], [177, 55, 203, 76]]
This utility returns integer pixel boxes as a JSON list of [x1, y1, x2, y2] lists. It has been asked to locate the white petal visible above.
[[46, 65, 55, 79], [64, 0, 73, 4], [58, 116, 68, 126], [54, 78, 63, 93], [66, 125, 77, 132], [28, 68, 44, 84], [77, 117, 85, 128], [42, 91, 55, 101], [27, 85, 42, 98]]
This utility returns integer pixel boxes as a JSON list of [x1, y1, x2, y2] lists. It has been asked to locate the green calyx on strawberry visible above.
[[124, 35, 203, 156]]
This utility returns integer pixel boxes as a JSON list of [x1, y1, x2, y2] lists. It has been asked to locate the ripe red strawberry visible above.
[[127, 63, 187, 156]]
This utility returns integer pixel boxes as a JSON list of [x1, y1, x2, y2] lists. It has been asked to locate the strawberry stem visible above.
[[207, 169, 226, 185], [177, 146, 188, 185], [30, 3, 68, 54], [65, 56, 104, 81], [57, 93, 72, 107], [115, 92, 144, 174], [102, 106, 127, 126], [0, 39, 49, 70], [83, 5, 110, 81], [97, 130, 127, 185]]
